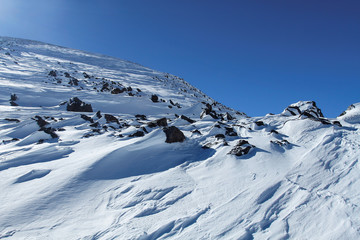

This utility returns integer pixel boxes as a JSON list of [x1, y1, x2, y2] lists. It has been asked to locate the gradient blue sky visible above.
[[1, 0, 359, 117]]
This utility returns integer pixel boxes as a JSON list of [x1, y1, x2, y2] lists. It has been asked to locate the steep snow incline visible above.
[[0, 37, 360, 240]]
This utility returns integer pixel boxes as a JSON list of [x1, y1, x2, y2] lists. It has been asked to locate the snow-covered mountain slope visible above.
[[0, 37, 360, 240]]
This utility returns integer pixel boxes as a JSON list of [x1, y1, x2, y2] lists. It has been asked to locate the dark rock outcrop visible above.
[[224, 112, 234, 121], [129, 131, 145, 137], [148, 118, 167, 128], [255, 121, 265, 127], [181, 115, 196, 124], [4, 118, 20, 123], [228, 140, 255, 156], [151, 94, 159, 103], [48, 70, 57, 77], [81, 114, 94, 123], [215, 134, 225, 139], [111, 87, 125, 94], [135, 114, 147, 120], [39, 127, 58, 138], [104, 114, 119, 124], [225, 127, 237, 136], [34, 116, 49, 128], [271, 140, 290, 147], [200, 103, 219, 119], [66, 97, 93, 112], [163, 126, 185, 143]]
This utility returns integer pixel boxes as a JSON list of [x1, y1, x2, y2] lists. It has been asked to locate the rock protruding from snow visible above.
[[200, 103, 219, 119], [228, 140, 255, 156], [283, 101, 324, 119], [66, 97, 93, 112], [338, 103, 360, 124], [180, 115, 196, 124], [148, 118, 167, 128], [163, 126, 185, 143]]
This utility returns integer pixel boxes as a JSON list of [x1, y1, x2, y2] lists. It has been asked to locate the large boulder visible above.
[[282, 101, 323, 119], [228, 140, 255, 156], [163, 126, 185, 143], [148, 118, 167, 128], [66, 97, 93, 112], [200, 103, 219, 119], [104, 114, 119, 124]]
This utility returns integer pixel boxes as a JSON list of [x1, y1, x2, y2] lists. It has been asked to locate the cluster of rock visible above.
[[283, 101, 341, 126]]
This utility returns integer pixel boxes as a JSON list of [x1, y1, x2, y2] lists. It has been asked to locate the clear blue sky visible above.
[[1, 0, 359, 117]]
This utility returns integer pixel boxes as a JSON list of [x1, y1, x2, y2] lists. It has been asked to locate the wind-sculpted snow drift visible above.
[[0, 37, 359, 239]]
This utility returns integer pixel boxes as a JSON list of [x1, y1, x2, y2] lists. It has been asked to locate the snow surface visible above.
[[0, 37, 360, 239]]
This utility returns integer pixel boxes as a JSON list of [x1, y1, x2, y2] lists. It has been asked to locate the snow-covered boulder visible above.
[[66, 97, 93, 112], [338, 103, 360, 124], [282, 101, 324, 119]]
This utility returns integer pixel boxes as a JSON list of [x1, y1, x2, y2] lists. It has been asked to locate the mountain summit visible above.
[[0, 37, 359, 239]]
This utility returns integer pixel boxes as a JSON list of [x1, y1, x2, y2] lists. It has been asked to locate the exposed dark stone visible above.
[[34, 116, 49, 128], [64, 72, 71, 78], [215, 134, 225, 139], [66, 97, 93, 112], [68, 78, 79, 86], [4, 118, 20, 123], [10, 101, 18, 106], [192, 129, 202, 135], [48, 70, 57, 77], [339, 104, 355, 117], [319, 118, 331, 125], [135, 114, 147, 120], [10, 94, 17, 101], [148, 118, 168, 128], [333, 121, 342, 127], [156, 118, 167, 127], [128, 92, 134, 96], [225, 127, 237, 136], [201, 103, 219, 119], [83, 133, 95, 138], [286, 106, 301, 116], [151, 94, 159, 103], [81, 114, 94, 123], [40, 127, 58, 138], [89, 122, 100, 128], [181, 115, 196, 124], [169, 100, 181, 108], [270, 129, 279, 134], [255, 121, 265, 126], [228, 140, 255, 156], [126, 86, 132, 92], [2, 138, 19, 144], [224, 112, 234, 120], [104, 114, 119, 124], [141, 127, 148, 133], [101, 82, 110, 92], [111, 87, 125, 94], [129, 131, 145, 137], [96, 111, 102, 119], [83, 72, 91, 79], [57, 128, 66, 131], [271, 140, 290, 146], [137, 88, 142, 92], [163, 126, 185, 143]]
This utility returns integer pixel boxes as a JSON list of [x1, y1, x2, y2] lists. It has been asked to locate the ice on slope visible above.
[[0, 37, 360, 240]]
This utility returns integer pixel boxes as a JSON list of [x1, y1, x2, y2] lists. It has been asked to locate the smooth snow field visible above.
[[0, 37, 360, 239]]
